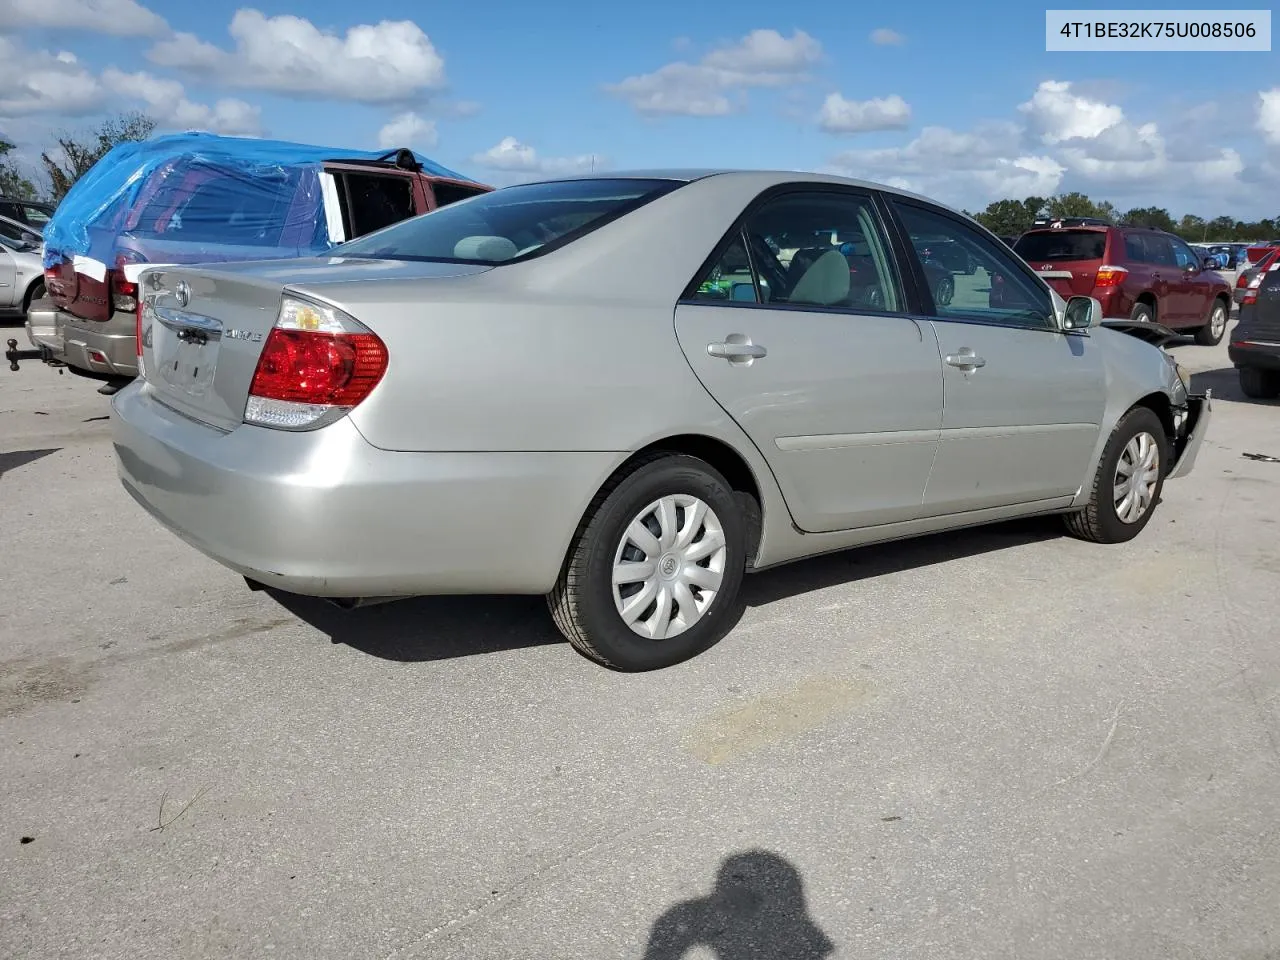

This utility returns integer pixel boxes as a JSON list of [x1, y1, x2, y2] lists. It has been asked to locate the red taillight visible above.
[[248, 328, 388, 407], [1237, 272, 1250, 288], [1094, 265, 1128, 288], [111, 252, 145, 314]]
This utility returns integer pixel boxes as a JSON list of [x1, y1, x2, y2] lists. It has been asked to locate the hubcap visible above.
[[1113, 431, 1160, 524], [1211, 304, 1226, 337], [611, 494, 728, 641]]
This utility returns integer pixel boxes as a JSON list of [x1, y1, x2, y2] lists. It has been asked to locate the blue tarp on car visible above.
[[41, 131, 474, 269]]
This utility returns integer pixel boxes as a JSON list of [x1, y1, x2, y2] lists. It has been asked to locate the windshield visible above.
[[336, 177, 684, 263], [1014, 229, 1107, 262]]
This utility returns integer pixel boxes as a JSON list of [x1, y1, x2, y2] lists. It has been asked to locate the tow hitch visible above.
[[6, 338, 64, 373]]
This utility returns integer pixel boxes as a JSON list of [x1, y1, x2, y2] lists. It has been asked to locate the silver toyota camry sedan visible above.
[[112, 170, 1211, 671]]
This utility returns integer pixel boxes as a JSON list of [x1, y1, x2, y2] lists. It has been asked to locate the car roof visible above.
[[515, 168, 976, 222]]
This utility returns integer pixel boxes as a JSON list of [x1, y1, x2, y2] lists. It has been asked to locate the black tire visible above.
[[22, 280, 45, 315], [934, 276, 954, 307], [1130, 301, 1155, 324], [548, 452, 748, 671], [1063, 406, 1169, 544], [1194, 297, 1229, 346], [1239, 366, 1280, 400]]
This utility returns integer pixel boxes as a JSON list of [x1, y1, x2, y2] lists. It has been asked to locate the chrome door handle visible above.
[[708, 341, 767, 360], [945, 351, 986, 369]]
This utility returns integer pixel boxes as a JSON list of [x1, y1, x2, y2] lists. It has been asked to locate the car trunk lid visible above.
[[139, 257, 493, 432], [1012, 229, 1110, 298]]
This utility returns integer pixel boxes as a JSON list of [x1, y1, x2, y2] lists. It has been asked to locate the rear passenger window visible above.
[[892, 200, 1054, 330], [1143, 234, 1177, 267], [1124, 234, 1147, 262], [431, 182, 488, 208], [689, 190, 904, 313], [338, 173, 416, 238]]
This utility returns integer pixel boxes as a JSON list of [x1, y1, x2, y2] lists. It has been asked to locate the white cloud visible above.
[[377, 111, 437, 149], [870, 28, 905, 46], [825, 80, 1263, 214], [470, 136, 602, 182], [0, 0, 167, 37], [605, 29, 821, 117], [827, 121, 1065, 202], [701, 28, 822, 73], [101, 68, 262, 136], [0, 37, 103, 116], [1019, 80, 1125, 143], [147, 10, 447, 104], [817, 92, 911, 134], [1259, 88, 1280, 145]]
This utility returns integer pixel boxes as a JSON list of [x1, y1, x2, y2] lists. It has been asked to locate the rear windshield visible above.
[[126, 164, 304, 247], [335, 177, 684, 263], [1013, 230, 1107, 262]]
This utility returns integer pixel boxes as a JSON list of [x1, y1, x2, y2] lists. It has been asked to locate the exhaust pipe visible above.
[[325, 596, 402, 610], [242, 576, 399, 610]]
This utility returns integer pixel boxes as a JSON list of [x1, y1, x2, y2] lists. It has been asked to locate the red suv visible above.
[[1013, 222, 1233, 345]]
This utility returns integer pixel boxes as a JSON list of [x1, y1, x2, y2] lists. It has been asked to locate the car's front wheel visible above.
[[548, 453, 748, 671], [1063, 406, 1169, 544]]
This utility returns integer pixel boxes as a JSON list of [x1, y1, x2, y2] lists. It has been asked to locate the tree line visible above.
[[1, 111, 156, 204], [966, 193, 1279, 243]]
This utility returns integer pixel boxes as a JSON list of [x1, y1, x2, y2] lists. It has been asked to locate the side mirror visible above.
[[1062, 295, 1102, 331], [1201, 256, 1217, 270], [730, 282, 757, 302]]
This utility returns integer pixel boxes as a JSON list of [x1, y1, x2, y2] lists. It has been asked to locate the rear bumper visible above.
[[26, 305, 137, 378], [1166, 393, 1211, 481], [111, 381, 620, 597], [1229, 340, 1280, 370]]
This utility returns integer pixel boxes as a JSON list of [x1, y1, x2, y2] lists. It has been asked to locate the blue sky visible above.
[[1, 0, 1278, 217]]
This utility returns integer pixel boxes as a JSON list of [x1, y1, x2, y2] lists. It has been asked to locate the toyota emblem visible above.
[[175, 281, 190, 308]]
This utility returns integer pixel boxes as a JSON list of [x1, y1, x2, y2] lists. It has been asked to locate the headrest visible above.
[[453, 235, 518, 261]]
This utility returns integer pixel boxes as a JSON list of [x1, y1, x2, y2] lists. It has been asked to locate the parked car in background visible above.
[[1233, 246, 1279, 305], [1192, 244, 1230, 269], [16, 133, 490, 384], [114, 169, 1209, 672], [1229, 257, 1280, 398], [912, 236, 976, 274], [0, 229, 45, 320], [0, 212, 43, 249], [1011, 222, 1232, 345], [1213, 243, 1251, 269], [0, 196, 54, 228]]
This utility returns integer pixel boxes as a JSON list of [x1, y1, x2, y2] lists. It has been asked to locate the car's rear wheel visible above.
[[548, 453, 748, 671], [1130, 301, 1155, 324], [22, 280, 45, 316], [1238, 366, 1280, 399], [1194, 298, 1229, 346], [934, 276, 954, 307], [1063, 406, 1168, 544]]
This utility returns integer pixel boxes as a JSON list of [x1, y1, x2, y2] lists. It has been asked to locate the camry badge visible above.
[[175, 281, 190, 308]]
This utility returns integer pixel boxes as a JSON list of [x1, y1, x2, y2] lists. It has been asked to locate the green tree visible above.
[[973, 198, 1035, 236], [1046, 192, 1108, 219], [40, 111, 156, 201], [1175, 214, 1206, 241], [0, 138, 39, 200], [1123, 206, 1176, 232]]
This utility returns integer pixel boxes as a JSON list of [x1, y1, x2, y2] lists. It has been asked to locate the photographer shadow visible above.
[[642, 850, 835, 960]]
